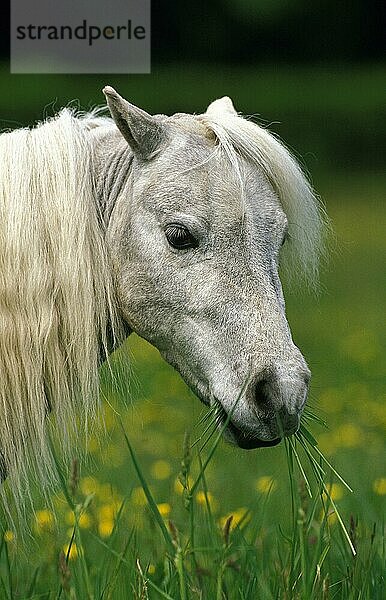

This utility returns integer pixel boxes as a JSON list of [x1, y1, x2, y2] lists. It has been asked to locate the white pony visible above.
[[0, 87, 325, 518]]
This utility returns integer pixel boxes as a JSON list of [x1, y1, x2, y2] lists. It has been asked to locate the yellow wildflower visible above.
[[4, 530, 14, 542], [148, 564, 156, 575], [323, 483, 344, 502], [98, 519, 115, 537], [63, 542, 79, 560], [320, 509, 337, 525], [373, 478, 386, 495], [78, 513, 92, 529], [80, 476, 99, 496], [334, 424, 363, 448], [98, 503, 117, 521], [219, 507, 249, 530], [35, 509, 55, 531], [151, 459, 172, 480], [195, 491, 218, 511], [157, 503, 171, 518], [174, 476, 194, 495], [66, 511, 75, 526], [255, 476, 277, 494], [66, 511, 92, 529]]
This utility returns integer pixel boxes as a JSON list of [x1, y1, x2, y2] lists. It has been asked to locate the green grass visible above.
[[0, 413, 383, 599], [0, 175, 385, 598]]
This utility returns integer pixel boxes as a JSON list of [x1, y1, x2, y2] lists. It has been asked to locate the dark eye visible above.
[[164, 223, 198, 250]]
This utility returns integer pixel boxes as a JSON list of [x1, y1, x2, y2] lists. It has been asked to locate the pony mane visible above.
[[198, 109, 327, 286], [0, 109, 119, 523]]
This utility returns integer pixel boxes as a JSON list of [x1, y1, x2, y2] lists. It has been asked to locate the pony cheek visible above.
[[114, 285, 170, 347]]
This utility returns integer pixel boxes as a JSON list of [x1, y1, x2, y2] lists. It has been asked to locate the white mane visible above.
[[199, 110, 327, 286], [0, 109, 119, 521]]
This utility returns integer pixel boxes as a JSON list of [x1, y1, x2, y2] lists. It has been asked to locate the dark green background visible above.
[[1, 0, 385, 176]]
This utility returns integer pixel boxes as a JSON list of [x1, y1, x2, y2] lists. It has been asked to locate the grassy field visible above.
[[0, 174, 384, 598]]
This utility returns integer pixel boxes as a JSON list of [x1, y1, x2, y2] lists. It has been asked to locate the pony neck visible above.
[[92, 126, 134, 226], [91, 125, 134, 351]]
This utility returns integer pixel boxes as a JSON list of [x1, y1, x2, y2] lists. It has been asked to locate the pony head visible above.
[[102, 87, 325, 449]]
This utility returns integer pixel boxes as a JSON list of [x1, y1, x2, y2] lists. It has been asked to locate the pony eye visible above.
[[164, 224, 198, 250]]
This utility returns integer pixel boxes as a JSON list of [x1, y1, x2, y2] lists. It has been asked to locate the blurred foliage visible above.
[[2, 2, 385, 173], [1, 63, 386, 175]]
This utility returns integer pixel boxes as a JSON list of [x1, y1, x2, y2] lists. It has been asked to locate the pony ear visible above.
[[205, 96, 237, 116], [103, 86, 166, 159]]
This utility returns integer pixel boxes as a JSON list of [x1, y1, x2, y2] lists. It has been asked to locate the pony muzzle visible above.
[[215, 371, 307, 450]]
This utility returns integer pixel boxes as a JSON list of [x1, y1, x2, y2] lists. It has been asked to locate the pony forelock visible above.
[[0, 109, 119, 525], [198, 111, 328, 287]]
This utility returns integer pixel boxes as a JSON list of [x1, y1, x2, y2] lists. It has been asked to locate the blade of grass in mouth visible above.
[[285, 416, 356, 556]]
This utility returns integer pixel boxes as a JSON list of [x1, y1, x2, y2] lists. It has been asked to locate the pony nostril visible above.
[[254, 379, 270, 406]]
